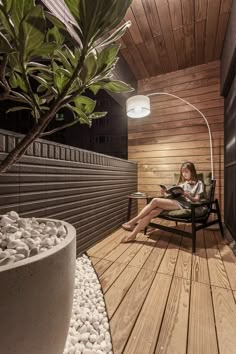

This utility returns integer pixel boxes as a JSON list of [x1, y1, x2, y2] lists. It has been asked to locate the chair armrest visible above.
[[190, 199, 215, 208]]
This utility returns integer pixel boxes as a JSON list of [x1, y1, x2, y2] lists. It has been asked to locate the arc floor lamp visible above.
[[126, 93, 214, 180]]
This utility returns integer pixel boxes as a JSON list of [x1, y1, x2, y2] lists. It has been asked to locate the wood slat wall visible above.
[[119, 0, 232, 80], [0, 130, 137, 254], [128, 60, 224, 215]]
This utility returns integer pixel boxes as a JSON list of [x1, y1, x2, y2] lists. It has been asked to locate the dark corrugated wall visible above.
[[0, 130, 137, 254]]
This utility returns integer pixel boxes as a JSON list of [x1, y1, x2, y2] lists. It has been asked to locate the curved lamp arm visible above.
[[127, 92, 214, 180]]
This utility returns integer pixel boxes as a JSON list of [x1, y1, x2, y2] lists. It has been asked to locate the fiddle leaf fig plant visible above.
[[0, 0, 133, 173]]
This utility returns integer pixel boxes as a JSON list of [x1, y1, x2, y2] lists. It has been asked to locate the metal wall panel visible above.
[[0, 130, 138, 254], [224, 74, 236, 240]]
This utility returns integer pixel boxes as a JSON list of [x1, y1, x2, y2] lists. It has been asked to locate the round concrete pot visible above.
[[0, 219, 76, 354]]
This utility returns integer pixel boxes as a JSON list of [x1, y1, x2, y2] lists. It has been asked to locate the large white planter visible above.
[[0, 219, 76, 354]]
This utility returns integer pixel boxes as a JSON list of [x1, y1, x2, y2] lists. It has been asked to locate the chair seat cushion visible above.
[[160, 205, 208, 218]]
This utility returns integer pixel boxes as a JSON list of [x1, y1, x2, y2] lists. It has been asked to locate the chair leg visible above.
[[175, 221, 178, 226], [192, 226, 196, 253], [144, 226, 147, 235], [215, 199, 224, 238], [192, 209, 196, 253]]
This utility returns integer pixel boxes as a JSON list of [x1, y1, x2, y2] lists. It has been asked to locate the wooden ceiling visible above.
[[118, 0, 232, 79]]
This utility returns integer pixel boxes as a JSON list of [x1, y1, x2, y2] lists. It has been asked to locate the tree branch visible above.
[[40, 119, 79, 137], [0, 50, 87, 174]]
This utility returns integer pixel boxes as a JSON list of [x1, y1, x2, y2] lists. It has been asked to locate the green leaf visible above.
[[44, 11, 68, 30], [11, 0, 34, 36], [11, 91, 32, 105], [89, 83, 102, 95], [0, 0, 13, 12], [74, 96, 96, 114], [97, 44, 119, 73], [103, 80, 134, 93], [68, 105, 90, 125], [9, 72, 18, 88], [0, 6, 15, 38], [14, 72, 27, 91], [64, 0, 81, 23], [47, 26, 63, 45], [19, 5, 46, 61], [80, 52, 97, 83], [6, 105, 31, 113], [89, 111, 107, 119], [98, 21, 131, 48], [0, 31, 12, 52], [55, 49, 72, 71], [29, 43, 56, 57]]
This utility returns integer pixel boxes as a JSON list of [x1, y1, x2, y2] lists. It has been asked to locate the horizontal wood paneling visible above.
[[120, 0, 232, 80], [128, 61, 224, 215], [0, 130, 138, 254]]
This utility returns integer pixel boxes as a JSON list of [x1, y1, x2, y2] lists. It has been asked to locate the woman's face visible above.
[[181, 167, 191, 181]]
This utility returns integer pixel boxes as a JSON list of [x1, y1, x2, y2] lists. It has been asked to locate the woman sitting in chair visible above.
[[121, 161, 204, 243]]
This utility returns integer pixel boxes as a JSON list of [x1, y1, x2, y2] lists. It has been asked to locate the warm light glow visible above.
[[126, 92, 214, 179], [126, 95, 150, 118]]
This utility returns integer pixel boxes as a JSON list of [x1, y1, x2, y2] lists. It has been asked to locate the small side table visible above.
[[127, 194, 152, 221]]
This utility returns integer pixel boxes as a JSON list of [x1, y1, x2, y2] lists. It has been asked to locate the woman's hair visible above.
[[178, 161, 198, 183]]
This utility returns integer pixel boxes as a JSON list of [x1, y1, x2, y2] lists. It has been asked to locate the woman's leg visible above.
[[121, 208, 161, 242], [122, 198, 181, 230]]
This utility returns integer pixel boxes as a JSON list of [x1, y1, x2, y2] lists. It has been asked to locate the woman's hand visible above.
[[183, 191, 191, 198], [160, 187, 166, 197]]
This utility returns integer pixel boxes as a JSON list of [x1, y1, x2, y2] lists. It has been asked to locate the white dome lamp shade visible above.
[[126, 95, 150, 118]]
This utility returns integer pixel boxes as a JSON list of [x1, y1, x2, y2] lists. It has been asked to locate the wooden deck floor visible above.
[[87, 220, 236, 354]]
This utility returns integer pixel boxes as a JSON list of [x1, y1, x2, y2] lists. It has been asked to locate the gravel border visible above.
[[63, 255, 113, 354]]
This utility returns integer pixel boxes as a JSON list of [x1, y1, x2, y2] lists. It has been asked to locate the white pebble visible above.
[[63, 255, 112, 354], [0, 211, 67, 267]]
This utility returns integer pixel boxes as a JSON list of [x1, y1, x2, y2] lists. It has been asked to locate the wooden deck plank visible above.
[[212, 286, 236, 354], [104, 265, 141, 319], [92, 230, 126, 259], [87, 226, 236, 354], [142, 234, 171, 272], [192, 230, 210, 284], [114, 233, 147, 264], [157, 234, 182, 275], [129, 240, 156, 268], [155, 276, 190, 354], [87, 228, 123, 256], [204, 230, 231, 289], [89, 256, 101, 266], [187, 281, 218, 354], [123, 273, 172, 354], [104, 233, 146, 262], [93, 259, 113, 277], [99, 261, 127, 293], [110, 269, 155, 353], [214, 231, 236, 290], [174, 229, 192, 279]]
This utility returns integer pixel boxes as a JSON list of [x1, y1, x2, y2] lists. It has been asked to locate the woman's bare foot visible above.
[[121, 234, 136, 243], [122, 223, 135, 232]]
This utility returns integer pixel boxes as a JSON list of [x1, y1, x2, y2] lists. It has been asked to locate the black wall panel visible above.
[[0, 130, 138, 254], [224, 75, 236, 239]]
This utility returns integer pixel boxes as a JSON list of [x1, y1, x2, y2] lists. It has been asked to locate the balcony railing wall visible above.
[[0, 129, 137, 254]]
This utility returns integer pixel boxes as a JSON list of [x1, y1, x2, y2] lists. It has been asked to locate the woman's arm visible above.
[[182, 191, 201, 202]]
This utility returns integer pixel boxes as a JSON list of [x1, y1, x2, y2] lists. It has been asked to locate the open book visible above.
[[159, 184, 184, 198]]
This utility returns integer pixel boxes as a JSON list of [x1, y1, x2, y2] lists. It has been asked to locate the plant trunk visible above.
[[0, 111, 56, 174]]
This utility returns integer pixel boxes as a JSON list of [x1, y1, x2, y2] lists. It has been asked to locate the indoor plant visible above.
[[0, 0, 133, 353]]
